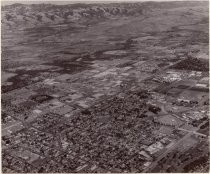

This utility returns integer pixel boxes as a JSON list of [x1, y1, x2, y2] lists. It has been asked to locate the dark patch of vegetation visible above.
[[200, 121, 209, 129], [171, 57, 209, 71], [31, 94, 53, 103], [2, 112, 9, 124], [176, 85, 189, 89], [204, 100, 209, 105], [58, 51, 80, 55], [116, 62, 134, 68], [123, 38, 137, 50], [2, 69, 47, 93], [138, 113, 147, 118], [36, 15, 42, 22], [5, 14, 13, 21], [190, 87, 209, 92], [134, 90, 149, 99], [148, 104, 161, 114], [81, 109, 91, 115], [45, 59, 93, 75], [158, 62, 169, 67], [183, 155, 209, 172]]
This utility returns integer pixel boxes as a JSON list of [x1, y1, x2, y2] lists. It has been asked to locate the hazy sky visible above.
[[1, 0, 208, 5]]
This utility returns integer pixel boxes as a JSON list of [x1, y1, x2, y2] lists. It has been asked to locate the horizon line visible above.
[[1, 0, 209, 6]]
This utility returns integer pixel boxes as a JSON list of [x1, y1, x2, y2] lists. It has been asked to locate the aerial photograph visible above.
[[1, 0, 209, 173]]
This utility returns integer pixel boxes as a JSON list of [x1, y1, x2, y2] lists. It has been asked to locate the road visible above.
[[177, 127, 207, 137], [143, 132, 193, 172], [143, 120, 208, 172], [2, 121, 24, 136]]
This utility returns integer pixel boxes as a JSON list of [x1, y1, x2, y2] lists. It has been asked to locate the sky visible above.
[[1, 0, 208, 5]]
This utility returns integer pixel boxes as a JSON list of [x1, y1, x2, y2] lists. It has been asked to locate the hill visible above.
[[2, 1, 207, 29]]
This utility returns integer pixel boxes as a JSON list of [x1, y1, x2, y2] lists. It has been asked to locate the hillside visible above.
[[1, 1, 207, 29], [2, 3, 143, 29]]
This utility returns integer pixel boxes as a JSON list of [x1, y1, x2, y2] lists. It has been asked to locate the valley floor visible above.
[[2, 2, 209, 173]]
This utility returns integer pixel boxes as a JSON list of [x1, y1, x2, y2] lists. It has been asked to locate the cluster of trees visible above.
[[148, 104, 161, 114], [172, 57, 209, 72]]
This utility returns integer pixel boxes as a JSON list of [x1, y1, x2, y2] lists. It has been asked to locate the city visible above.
[[1, 1, 209, 173]]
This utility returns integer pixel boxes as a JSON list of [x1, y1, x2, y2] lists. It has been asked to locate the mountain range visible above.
[[1, 1, 205, 29]]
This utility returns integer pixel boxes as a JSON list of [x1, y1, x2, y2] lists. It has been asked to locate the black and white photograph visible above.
[[1, 0, 209, 173]]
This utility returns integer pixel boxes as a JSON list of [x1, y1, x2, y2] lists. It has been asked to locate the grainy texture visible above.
[[1, 1, 209, 173]]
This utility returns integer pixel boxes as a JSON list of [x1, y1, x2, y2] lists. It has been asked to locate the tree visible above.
[[148, 104, 161, 114]]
